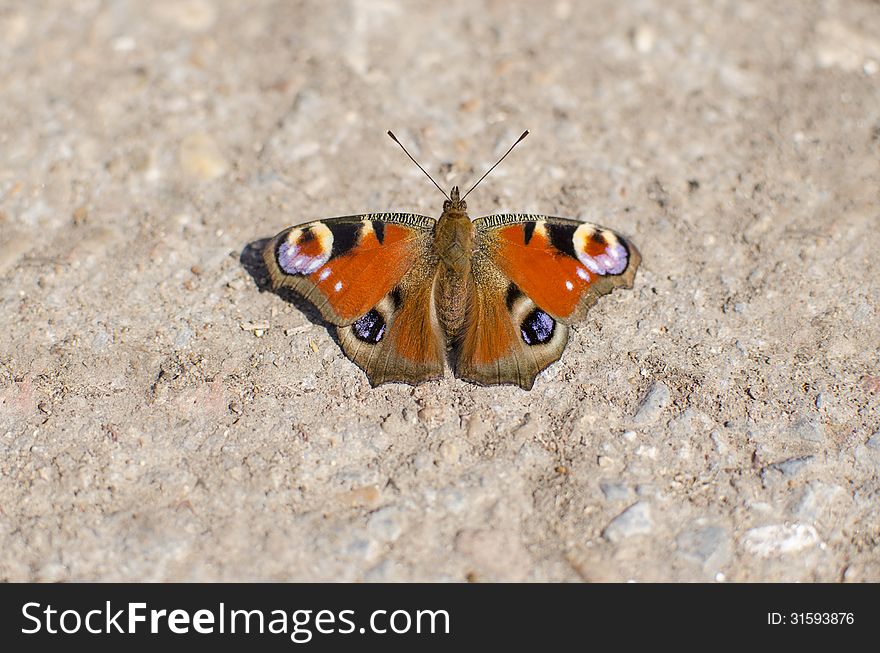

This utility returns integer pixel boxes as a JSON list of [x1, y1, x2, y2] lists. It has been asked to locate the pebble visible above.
[[676, 525, 728, 565], [741, 524, 821, 557], [795, 482, 845, 523], [633, 382, 671, 425], [179, 133, 228, 180], [790, 417, 825, 443], [815, 19, 880, 72], [631, 25, 656, 54], [155, 0, 217, 32], [341, 485, 381, 509], [767, 455, 814, 476], [367, 506, 404, 543], [455, 529, 531, 581], [866, 432, 880, 450], [0, 236, 31, 277], [439, 439, 463, 464], [603, 502, 653, 542], [240, 321, 270, 332], [599, 481, 630, 502]]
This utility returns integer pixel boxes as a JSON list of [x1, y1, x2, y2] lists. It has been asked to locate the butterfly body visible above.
[[264, 187, 640, 389]]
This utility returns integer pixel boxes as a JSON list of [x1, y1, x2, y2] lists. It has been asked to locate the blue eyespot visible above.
[[353, 309, 386, 344], [521, 309, 555, 345]]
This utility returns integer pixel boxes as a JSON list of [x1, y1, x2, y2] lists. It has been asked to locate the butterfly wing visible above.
[[455, 213, 641, 389], [264, 213, 446, 385]]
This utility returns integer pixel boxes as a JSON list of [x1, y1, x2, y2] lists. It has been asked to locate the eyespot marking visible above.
[[521, 309, 555, 345], [573, 223, 628, 276], [277, 223, 333, 275], [353, 309, 386, 344]]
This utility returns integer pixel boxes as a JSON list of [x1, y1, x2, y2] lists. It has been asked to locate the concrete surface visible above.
[[1, 0, 879, 582]]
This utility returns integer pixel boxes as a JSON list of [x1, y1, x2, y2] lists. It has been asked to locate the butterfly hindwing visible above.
[[264, 213, 447, 385], [337, 253, 445, 385], [455, 257, 570, 390], [456, 213, 641, 389]]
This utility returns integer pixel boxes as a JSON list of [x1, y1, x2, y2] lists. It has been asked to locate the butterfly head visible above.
[[443, 185, 468, 214]]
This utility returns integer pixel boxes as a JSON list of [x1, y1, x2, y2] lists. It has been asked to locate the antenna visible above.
[[387, 131, 450, 201], [461, 130, 529, 200]]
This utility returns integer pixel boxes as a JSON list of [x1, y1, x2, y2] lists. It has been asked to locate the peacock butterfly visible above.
[[263, 131, 641, 389]]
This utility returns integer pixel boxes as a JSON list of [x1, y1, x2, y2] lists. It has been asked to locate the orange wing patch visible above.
[[309, 224, 419, 320], [494, 223, 593, 319], [460, 285, 516, 365]]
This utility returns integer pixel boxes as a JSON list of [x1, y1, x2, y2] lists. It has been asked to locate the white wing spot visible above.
[[318, 268, 331, 281], [565, 280, 574, 291], [334, 281, 343, 292]]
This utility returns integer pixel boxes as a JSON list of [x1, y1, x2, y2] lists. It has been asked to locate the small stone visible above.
[[155, 0, 217, 32], [677, 525, 728, 564], [37, 401, 51, 415], [341, 485, 381, 509], [603, 502, 653, 542], [631, 25, 656, 54], [790, 417, 825, 442], [417, 405, 444, 425], [72, 206, 88, 225], [741, 524, 821, 557], [240, 321, 270, 332], [866, 432, 880, 450], [439, 439, 462, 464], [600, 481, 629, 502], [179, 133, 228, 180], [768, 455, 814, 476], [633, 382, 671, 425], [367, 506, 404, 542], [228, 401, 242, 415], [455, 529, 532, 581]]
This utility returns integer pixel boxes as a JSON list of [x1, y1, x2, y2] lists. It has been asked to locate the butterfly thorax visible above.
[[434, 187, 474, 341]]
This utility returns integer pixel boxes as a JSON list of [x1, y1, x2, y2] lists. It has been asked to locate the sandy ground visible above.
[[1, 0, 879, 582]]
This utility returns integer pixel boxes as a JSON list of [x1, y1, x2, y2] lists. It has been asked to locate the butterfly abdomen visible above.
[[433, 209, 475, 341]]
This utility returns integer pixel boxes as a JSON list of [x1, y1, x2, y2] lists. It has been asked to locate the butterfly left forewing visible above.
[[264, 212, 447, 386], [454, 213, 641, 389], [263, 213, 436, 326]]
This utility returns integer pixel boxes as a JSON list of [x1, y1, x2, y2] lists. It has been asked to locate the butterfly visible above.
[[263, 131, 641, 389]]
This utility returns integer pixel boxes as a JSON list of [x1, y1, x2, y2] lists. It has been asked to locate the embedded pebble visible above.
[[790, 417, 825, 443], [866, 432, 880, 450], [741, 524, 821, 557], [600, 481, 630, 502], [154, 0, 217, 32], [767, 455, 814, 476], [0, 236, 31, 276], [341, 485, 381, 509], [603, 502, 653, 542], [179, 133, 228, 180], [455, 529, 531, 581], [366, 506, 404, 542], [631, 25, 656, 54], [676, 525, 728, 565], [633, 382, 671, 425], [815, 18, 880, 72]]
